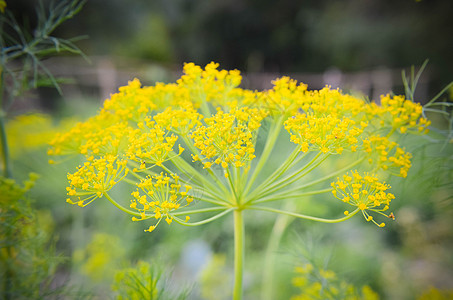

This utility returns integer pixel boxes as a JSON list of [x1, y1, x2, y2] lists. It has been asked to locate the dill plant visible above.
[[50, 62, 432, 299], [0, 1, 85, 298]]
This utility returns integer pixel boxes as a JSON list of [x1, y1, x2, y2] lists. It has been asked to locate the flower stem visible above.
[[252, 187, 333, 205], [172, 208, 234, 226], [244, 116, 283, 194], [248, 206, 360, 223], [103, 192, 142, 217], [181, 136, 229, 195], [283, 156, 367, 193], [246, 152, 322, 203], [254, 152, 328, 200], [170, 154, 228, 200], [245, 145, 303, 201], [171, 206, 232, 216], [233, 209, 245, 300]]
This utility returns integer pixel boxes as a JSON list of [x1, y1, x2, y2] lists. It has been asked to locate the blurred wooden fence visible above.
[[42, 56, 430, 105]]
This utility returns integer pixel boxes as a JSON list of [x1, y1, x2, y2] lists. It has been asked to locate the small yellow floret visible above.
[[144, 225, 155, 232]]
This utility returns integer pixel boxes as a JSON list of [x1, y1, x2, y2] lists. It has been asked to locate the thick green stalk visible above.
[[233, 209, 245, 300]]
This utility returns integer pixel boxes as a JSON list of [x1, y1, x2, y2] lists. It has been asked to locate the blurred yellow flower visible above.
[[0, 0, 6, 13]]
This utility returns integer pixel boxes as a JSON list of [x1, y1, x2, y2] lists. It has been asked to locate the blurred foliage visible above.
[[9, 0, 451, 95], [199, 254, 232, 300], [5, 113, 76, 158], [417, 287, 453, 300], [112, 261, 159, 300], [0, 173, 65, 299], [73, 232, 126, 283], [112, 260, 191, 300], [0, 0, 86, 103]]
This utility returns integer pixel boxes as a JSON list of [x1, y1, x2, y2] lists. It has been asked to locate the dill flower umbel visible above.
[[50, 62, 429, 232], [368, 94, 430, 134], [363, 135, 412, 177], [50, 62, 431, 300], [130, 172, 193, 232], [66, 155, 128, 207], [191, 106, 267, 170], [331, 171, 395, 227], [284, 114, 365, 154]]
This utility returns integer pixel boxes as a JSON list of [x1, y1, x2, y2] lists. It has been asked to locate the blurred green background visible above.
[[6, 0, 453, 101], [2, 0, 453, 299]]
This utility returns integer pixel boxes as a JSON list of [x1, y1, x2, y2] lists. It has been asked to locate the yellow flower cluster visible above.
[[264, 77, 308, 115], [49, 62, 431, 232], [103, 78, 157, 121], [298, 86, 367, 118], [153, 103, 203, 135], [191, 106, 267, 170], [49, 80, 185, 158], [66, 155, 128, 207], [6, 113, 75, 158], [49, 112, 123, 157], [291, 263, 379, 300], [78, 122, 133, 157], [130, 172, 193, 232], [126, 118, 180, 167], [369, 94, 431, 134], [363, 135, 412, 177], [285, 114, 366, 154], [331, 171, 395, 227], [0, 0, 6, 13], [177, 62, 242, 107]]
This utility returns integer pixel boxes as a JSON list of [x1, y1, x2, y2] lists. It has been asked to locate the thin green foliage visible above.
[[401, 60, 453, 217], [0, 1, 87, 299], [112, 261, 191, 300], [402, 60, 453, 142], [0, 0, 87, 105]]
